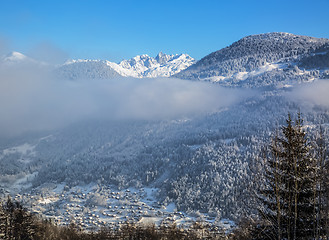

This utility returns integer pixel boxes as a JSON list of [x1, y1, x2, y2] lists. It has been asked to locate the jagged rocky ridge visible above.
[[55, 52, 195, 80]]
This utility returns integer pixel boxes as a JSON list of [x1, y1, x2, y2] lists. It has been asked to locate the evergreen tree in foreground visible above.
[[257, 113, 326, 240]]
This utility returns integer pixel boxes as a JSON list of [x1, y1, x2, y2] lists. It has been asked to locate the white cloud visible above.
[[0, 62, 251, 137], [289, 80, 329, 108]]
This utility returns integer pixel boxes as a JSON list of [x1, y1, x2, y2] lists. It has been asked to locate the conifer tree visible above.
[[258, 113, 323, 240]]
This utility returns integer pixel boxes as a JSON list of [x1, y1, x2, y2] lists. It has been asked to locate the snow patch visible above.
[[204, 62, 282, 83]]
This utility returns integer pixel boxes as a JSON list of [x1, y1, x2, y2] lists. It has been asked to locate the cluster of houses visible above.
[[13, 184, 207, 231]]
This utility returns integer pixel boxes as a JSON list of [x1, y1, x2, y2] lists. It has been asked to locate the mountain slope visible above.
[[175, 32, 329, 87], [54, 60, 122, 80]]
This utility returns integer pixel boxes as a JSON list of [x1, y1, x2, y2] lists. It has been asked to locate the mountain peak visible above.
[[155, 52, 171, 65], [134, 54, 150, 59], [3, 51, 28, 62], [239, 32, 326, 43], [244, 32, 294, 39], [156, 51, 165, 56]]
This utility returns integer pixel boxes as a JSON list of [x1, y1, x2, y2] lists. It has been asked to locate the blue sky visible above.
[[1, 0, 329, 62]]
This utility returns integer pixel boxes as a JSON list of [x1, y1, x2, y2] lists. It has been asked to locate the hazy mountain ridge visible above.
[[54, 60, 122, 80], [175, 32, 329, 87], [1, 51, 29, 63], [0, 51, 43, 67]]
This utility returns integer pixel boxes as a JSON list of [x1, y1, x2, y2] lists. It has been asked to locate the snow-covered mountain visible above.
[[0, 51, 35, 66], [2, 51, 28, 62], [118, 52, 195, 78], [175, 32, 329, 87], [55, 52, 195, 80]]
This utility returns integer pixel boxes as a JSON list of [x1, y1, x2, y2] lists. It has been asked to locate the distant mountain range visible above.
[[2, 32, 329, 88], [0, 51, 196, 79], [56, 52, 196, 79]]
